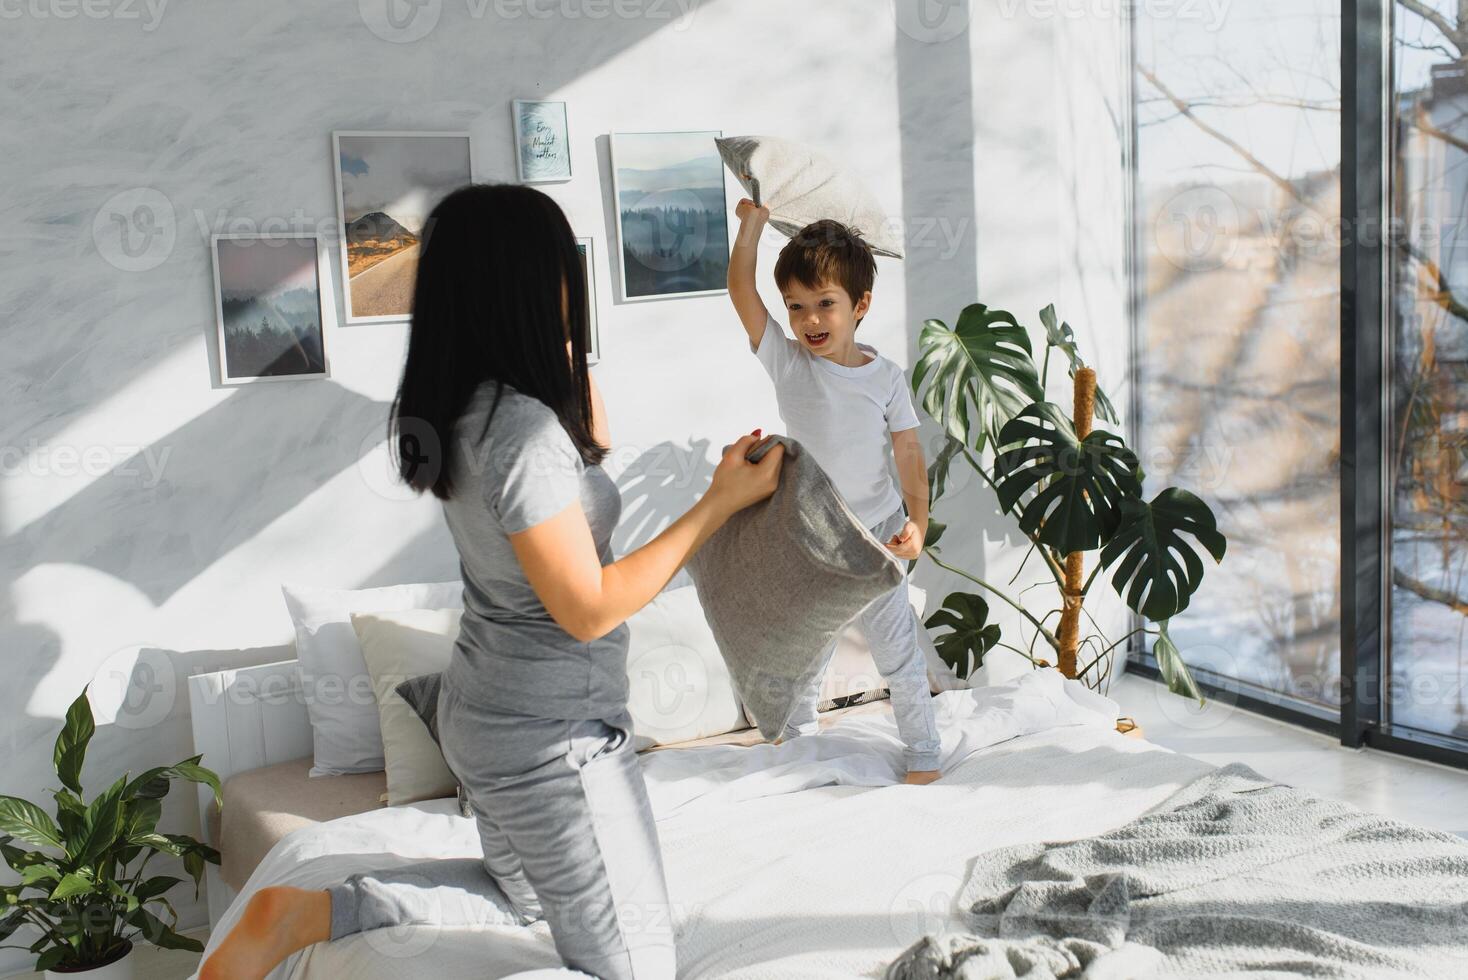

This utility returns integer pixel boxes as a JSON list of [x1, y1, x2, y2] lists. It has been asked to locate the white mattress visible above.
[[197, 672, 1216, 979]]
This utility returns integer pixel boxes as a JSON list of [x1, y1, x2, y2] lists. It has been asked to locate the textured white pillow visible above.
[[351, 608, 461, 806], [715, 135, 904, 258], [623, 585, 748, 750], [817, 585, 968, 706], [282, 581, 462, 776]]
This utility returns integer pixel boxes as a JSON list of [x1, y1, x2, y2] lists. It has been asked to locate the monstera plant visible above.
[[0, 687, 221, 976], [912, 302, 1227, 702]]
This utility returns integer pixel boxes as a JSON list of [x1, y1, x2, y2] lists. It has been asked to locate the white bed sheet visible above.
[[196, 671, 1216, 979]]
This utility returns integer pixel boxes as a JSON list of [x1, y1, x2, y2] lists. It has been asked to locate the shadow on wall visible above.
[[891, 0, 1005, 604], [611, 439, 715, 588], [0, 380, 390, 805]]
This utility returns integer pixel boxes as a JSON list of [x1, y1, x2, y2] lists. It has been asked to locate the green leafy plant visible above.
[[0, 687, 222, 973], [912, 302, 1227, 701]]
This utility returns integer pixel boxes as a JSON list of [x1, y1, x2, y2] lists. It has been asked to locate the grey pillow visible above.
[[715, 135, 904, 258], [685, 436, 905, 738], [394, 672, 472, 818]]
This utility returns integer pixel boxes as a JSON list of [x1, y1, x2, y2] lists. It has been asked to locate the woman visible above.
[[202, 184, 784, 980]]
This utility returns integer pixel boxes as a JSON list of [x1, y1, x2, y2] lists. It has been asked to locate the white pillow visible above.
[[351, 608, 461, 806], [816, 584, 968, 707], [623, 585, 747, 750], [715, 135, 904, 258], [282, 581, 462, 776]]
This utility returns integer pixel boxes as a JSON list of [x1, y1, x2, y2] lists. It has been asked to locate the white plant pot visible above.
[[44, 942, 135, 980]]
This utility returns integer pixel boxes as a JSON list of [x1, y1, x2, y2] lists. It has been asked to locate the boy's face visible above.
[[781, 279, 872, 357]]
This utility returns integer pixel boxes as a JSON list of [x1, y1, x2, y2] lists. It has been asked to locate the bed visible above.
[[189, 663, 1217, 979]]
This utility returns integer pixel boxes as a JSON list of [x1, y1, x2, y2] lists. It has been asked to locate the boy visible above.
[[728, 200, 941, 785]]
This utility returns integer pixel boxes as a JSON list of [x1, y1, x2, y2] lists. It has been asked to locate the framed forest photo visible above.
[[610, 130, 730, 302], [210, 233, 333, 384]]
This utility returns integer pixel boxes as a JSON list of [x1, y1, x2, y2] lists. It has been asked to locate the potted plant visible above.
[[912, 302, 1228, 715], [0, 687, 222, 977]]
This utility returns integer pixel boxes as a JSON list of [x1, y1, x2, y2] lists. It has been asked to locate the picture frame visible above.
[[609, 130, 730, 302], [332, 131, 474, 324], [513, 100, 572, 183], [210, 233, 334, 385], [577, 236, 601, 364]]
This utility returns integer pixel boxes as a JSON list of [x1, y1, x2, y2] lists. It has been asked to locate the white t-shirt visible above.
[[753, 315, 920, 528]]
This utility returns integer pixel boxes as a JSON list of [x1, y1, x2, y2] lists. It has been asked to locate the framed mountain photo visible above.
[[210, 233, 333, 384], [610, 130, 730, 302], [332, 131, 473, 324]]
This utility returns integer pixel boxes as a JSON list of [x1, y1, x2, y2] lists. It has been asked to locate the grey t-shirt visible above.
[[440, 382, 628, 720]]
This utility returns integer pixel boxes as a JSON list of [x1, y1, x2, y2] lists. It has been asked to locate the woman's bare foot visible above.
[[903, 769, 941, 785], [199, 886, 331, 980]]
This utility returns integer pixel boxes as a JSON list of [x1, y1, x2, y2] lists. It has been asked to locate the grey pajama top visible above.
[[440, 381, 629, 720]]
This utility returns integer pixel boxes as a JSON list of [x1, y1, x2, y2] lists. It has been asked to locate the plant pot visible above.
[[44, 942, 135, 980]]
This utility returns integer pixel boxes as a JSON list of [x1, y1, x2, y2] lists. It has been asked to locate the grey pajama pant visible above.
[[327, 682, 677, 980], [779, 506, 943, 772]]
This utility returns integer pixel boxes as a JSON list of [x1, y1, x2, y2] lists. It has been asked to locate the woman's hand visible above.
[[706, 430, 784, 517]]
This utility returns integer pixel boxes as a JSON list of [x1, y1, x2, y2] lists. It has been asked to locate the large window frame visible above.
[[1126, 0, 1468, 770]]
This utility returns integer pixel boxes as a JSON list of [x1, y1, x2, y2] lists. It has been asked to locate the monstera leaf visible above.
[[1151, 620, 1204, 704], [1099, 488, 1227, 621], [1038, 305, 1119, 424], [924, 592, 1000, 678], [912, 304, 1044, 452], [993, 403, 1141, 554], [927, 434, 970, 503]]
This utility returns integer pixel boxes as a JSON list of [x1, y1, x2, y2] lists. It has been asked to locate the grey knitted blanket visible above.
[[685, 435, 903, 739], [888, 762, 1468, 979]]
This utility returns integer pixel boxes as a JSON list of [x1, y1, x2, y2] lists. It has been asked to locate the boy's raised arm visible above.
[[728, 198, 772, 346]]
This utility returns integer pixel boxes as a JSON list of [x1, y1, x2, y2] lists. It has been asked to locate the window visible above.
[[1131, 1, 1344, 717]]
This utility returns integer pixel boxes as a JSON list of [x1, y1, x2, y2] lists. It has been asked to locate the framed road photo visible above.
[[577, 236, 601, 363], [513, 100, 572, 183], [210, 233, 333, 385], [610, 130, 729, 302], [332, 131, 473, 324]]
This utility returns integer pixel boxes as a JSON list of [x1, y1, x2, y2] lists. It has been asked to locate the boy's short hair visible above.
[[774, 219, 877, 324]]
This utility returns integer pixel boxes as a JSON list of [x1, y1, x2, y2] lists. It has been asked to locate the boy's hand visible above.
[[735, 198, 770, 225], [885, 520, 924, 561]]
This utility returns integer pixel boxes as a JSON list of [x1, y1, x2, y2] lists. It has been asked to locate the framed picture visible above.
[[513, 100, 572, 183], [210, 233, 333, 385], [577, 236, 601, 363], [610, 130, 730, 302], [332, 131, 474, 324]]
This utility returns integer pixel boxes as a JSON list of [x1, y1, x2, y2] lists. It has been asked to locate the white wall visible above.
[[0, 0, 1129, 968]]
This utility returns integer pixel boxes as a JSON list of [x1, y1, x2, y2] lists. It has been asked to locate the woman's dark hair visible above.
[[390, 183, 604, 499]]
